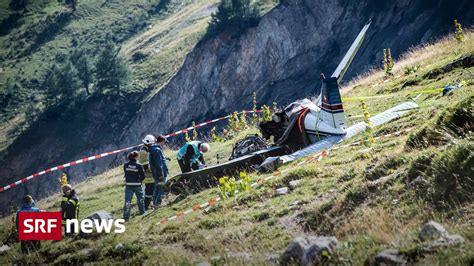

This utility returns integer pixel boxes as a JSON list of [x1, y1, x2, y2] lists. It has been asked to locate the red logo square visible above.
[[18, 212, 62, 240]]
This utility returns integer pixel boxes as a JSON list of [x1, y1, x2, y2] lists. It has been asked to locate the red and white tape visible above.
[[0, 110, 262, 193], [0, 145, 141, 193], [157, 127, 414, 225]]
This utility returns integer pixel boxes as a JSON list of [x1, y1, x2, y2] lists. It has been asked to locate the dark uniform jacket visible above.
[[124, 159, 145, 186], [149, 144, 169, 180], [61, 190, 79, 224]]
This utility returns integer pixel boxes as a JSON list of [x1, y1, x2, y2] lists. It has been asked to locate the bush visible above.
[[106, 242, 143, 259], [206, 0, 260, 39]]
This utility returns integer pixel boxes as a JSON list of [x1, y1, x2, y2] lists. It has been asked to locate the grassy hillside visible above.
[[0, 31, 472, 264], [0, 0, 219, 151]]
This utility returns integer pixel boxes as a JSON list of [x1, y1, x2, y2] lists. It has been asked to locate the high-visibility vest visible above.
[[177, 141, 201, 164], [139, 149, 154, 184]]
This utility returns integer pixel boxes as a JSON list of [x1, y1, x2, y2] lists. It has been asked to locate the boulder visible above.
[[289, 180, 302, 189], [0, 245, 10, 254], [84, 210, 114, 221], [375, 249, 408, 265], [426, 234, 465, 251], [276, 187, 290, 196], [419, 221, 447, 241], [281, 236, 338, 265]]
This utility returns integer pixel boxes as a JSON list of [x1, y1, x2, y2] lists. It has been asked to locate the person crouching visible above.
[[123, 151, 146, 221]]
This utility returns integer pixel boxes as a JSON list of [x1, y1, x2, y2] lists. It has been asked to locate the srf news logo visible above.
[[18, 212, 125, 240]]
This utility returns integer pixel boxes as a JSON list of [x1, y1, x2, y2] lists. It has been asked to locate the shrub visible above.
[[454, 19, 464, 43], [403, 65, 420, 75], [206, 0, 260, 39], [106, 242, 143, 259]]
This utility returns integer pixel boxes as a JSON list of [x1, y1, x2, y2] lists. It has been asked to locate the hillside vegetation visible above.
[[0, 30, 473, 265], [0, 0, 218, 151]]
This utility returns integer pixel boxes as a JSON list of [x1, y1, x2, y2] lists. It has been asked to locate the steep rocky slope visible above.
[[121, 0, 474, 148], [1, 0, 473, 214]]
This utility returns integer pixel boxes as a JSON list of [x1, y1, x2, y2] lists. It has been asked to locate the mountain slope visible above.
[[0, 0, 473, 218], [0, 30, 472, 264]]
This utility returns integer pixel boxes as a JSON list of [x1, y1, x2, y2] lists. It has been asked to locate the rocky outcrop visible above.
[[281, 236, 339, 265]]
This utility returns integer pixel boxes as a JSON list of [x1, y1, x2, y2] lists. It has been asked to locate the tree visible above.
[[95, 40, 130, 95], [207, 0, 260, 39], [71, 49, 93, 96], [56, 62, 80, 100], [43, 65, 61, 106]]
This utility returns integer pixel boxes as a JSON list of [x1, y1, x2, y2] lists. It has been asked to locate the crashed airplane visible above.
[[167, 19, 419, 194]]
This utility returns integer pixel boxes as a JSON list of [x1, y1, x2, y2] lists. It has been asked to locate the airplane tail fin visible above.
[[316, 19, 372, 131], [319, 76, 346, 129]]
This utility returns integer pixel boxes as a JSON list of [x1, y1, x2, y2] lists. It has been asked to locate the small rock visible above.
[[289, 180, 302, 189], [78, 248, 93, 257], [428, 234, 465, 250], [276, 187, 290, 195], [0, 245, 11, 254], [303, 236, 339, 265], [210, 255, 222, 261], [281, 237, 307, 264], [375, 249, 408, 265], [115, 243, 124, 250], [419, 221, 448, 241], [281, 236, 339, 265], [226, 251, 252, 259], [267, 253, 279, 263]]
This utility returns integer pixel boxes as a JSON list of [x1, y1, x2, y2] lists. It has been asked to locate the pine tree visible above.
[[207, 0, 259, 38], [95, 40, 130, 95], [71, 49, 93, 96], [56, 62, 80, 101], [43, 65, 60, 106]]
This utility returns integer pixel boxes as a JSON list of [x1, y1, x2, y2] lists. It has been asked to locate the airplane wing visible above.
[[279, 101, 418, 164], [331, 19, 372, 82]]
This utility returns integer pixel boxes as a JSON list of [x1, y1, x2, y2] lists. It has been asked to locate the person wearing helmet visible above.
[[143, 134, 169, 207], [61, 184, 80, 235], [123, 151, 146, 220], [176, 141, 209, 173]]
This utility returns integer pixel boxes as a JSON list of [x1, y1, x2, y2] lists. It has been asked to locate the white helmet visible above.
[[200, 143, 210, 153], [142, 134, 156, 145]]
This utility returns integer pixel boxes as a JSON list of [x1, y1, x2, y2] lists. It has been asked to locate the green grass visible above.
[[1, 30, 473, 265]]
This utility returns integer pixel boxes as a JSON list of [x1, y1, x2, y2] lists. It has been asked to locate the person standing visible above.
[[123, 151, 146, 221], [139, 145, 155, 210], [176, 141, 210, 173], [61, 184, 80, 235], [16, 195, 41, 253], [143, 134, 169, 207]]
